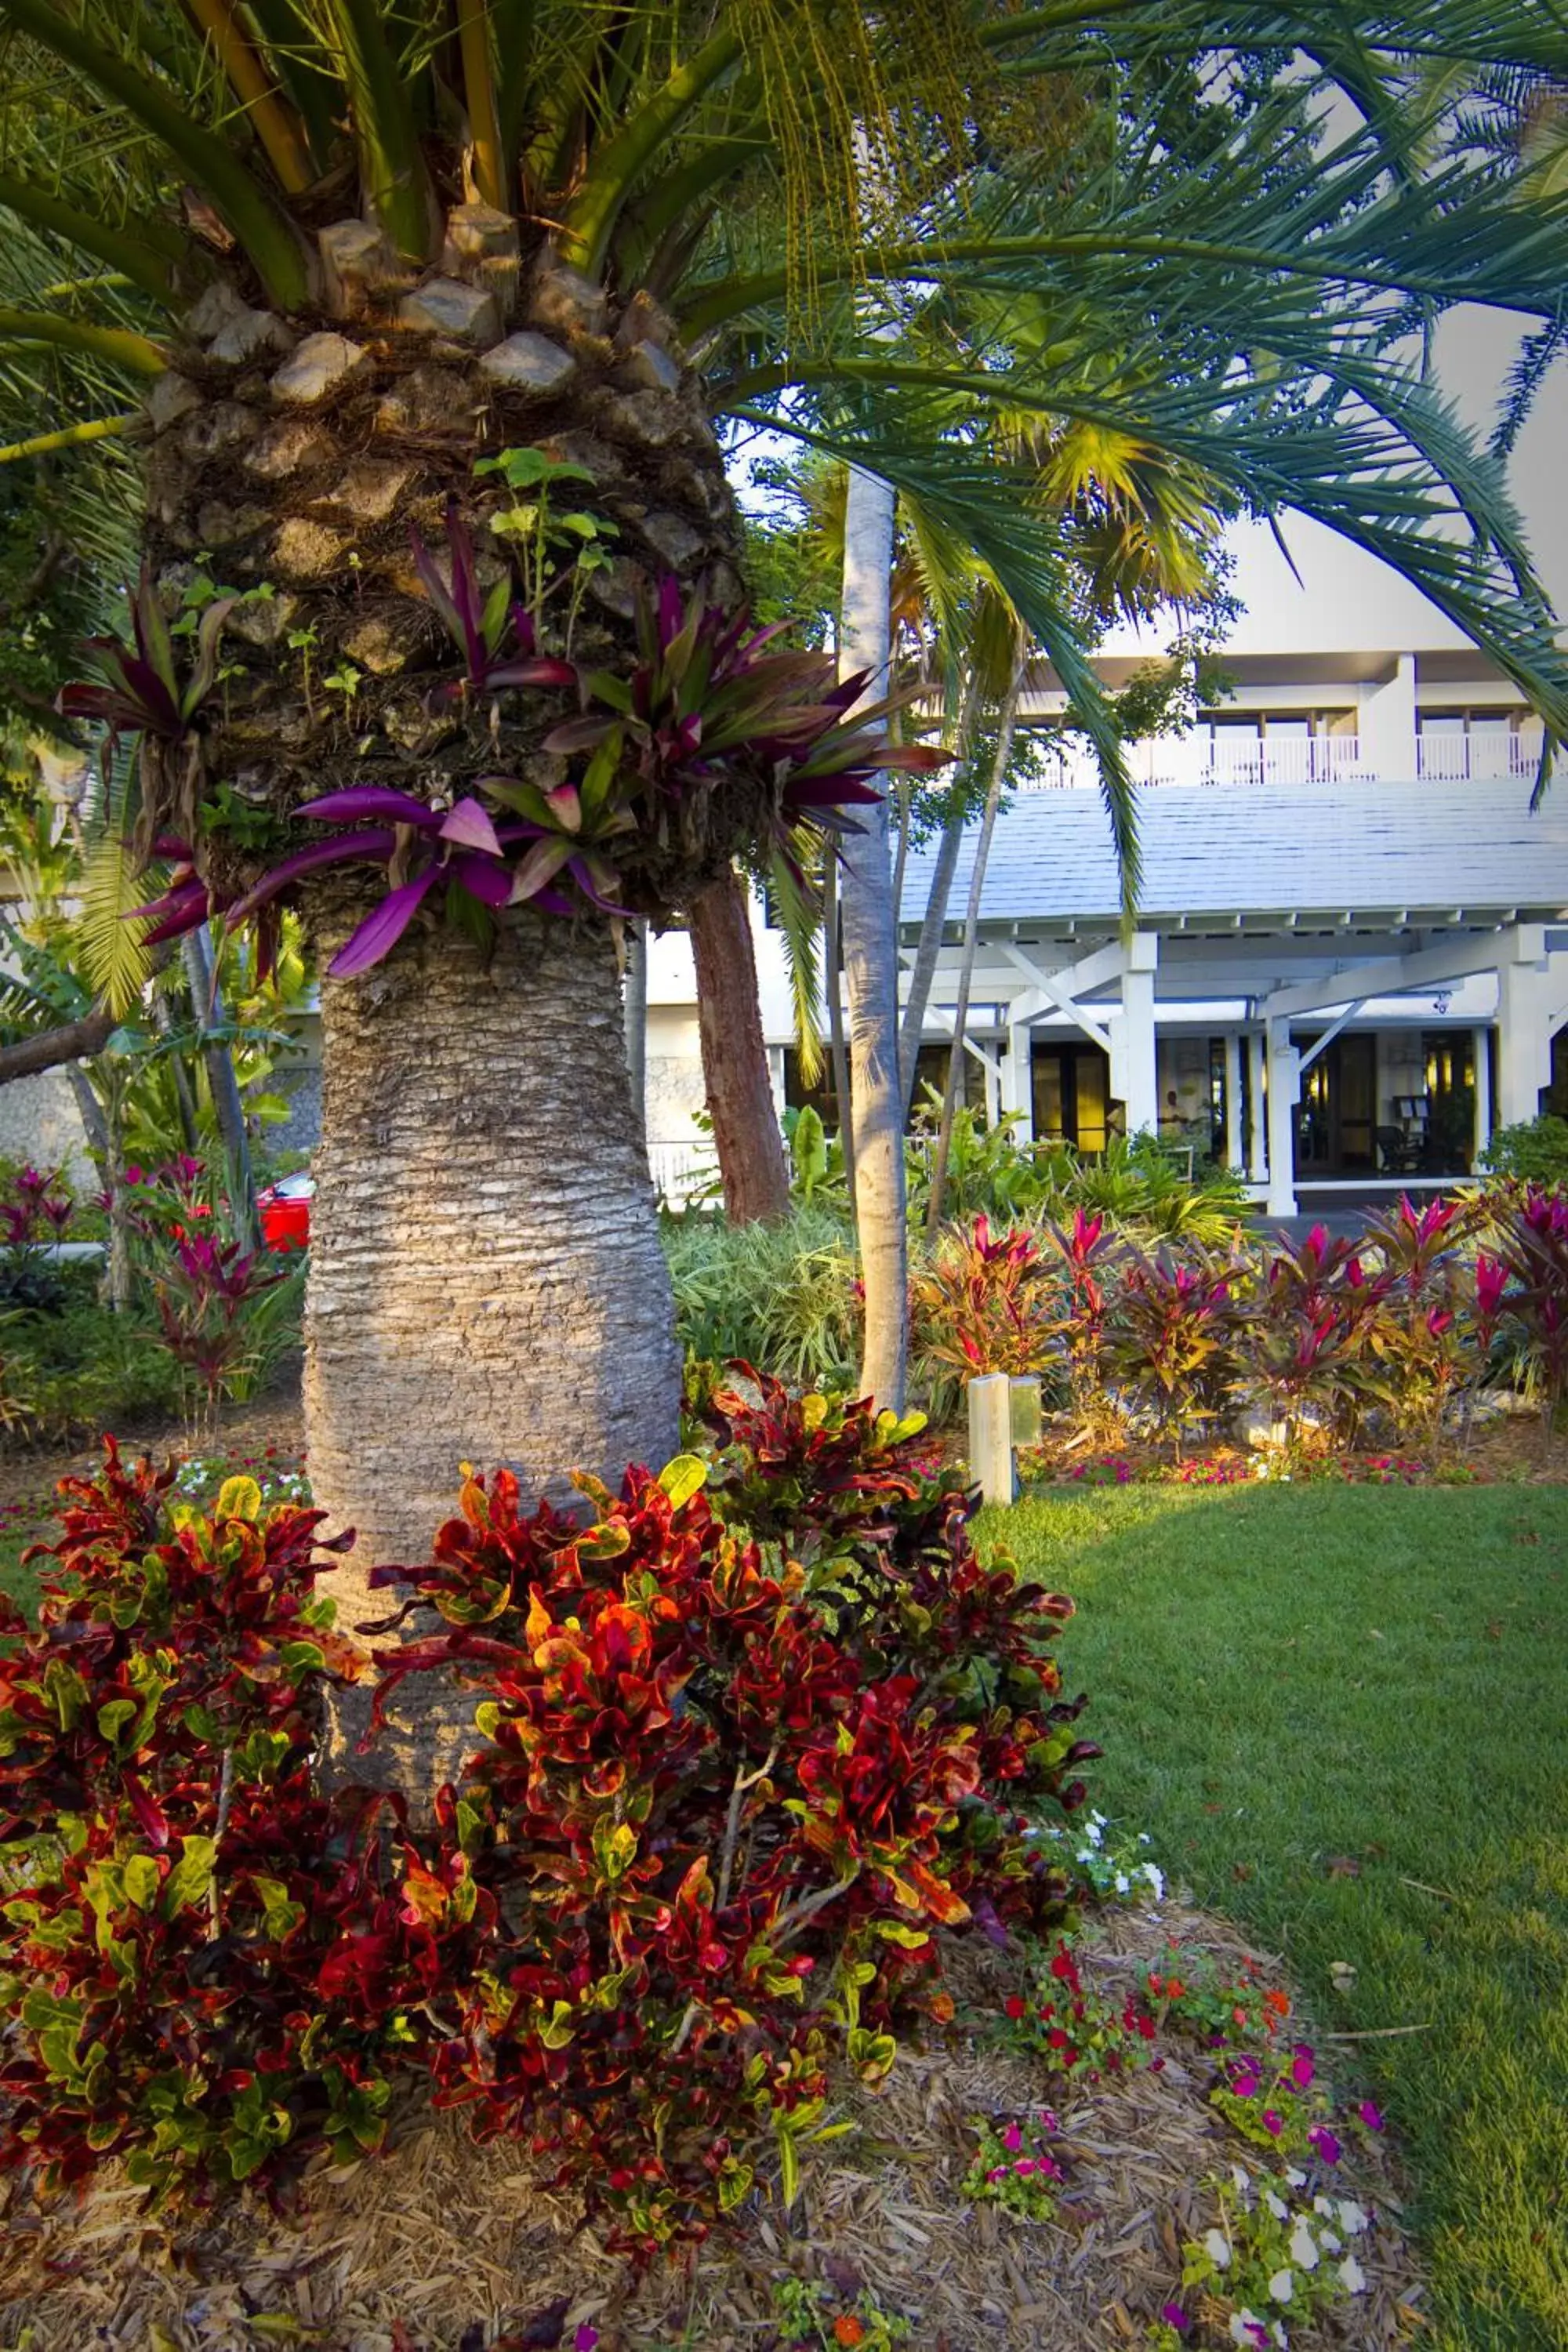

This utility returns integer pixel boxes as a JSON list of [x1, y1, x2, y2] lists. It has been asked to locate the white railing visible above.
[[646, 1138, 720, 1207], [1020, 731, 1540, 792]]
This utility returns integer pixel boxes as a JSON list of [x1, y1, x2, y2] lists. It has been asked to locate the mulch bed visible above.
[[0, 1897, 1425, 2352]]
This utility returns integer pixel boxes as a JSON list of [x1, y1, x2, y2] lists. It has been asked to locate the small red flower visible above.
[[1004, 1995, 1028, 2020]]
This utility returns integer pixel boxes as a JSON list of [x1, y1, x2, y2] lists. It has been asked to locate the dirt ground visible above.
[[0, 1897, 1425, 2352]]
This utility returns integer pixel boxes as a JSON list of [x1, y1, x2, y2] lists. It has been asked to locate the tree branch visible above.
[[0, 1008, 118, 1083]]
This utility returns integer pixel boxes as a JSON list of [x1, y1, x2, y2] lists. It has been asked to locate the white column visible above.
[[982, 1046, 1001, 1128], [1003, 1020, 1034, 1142], [1472, 1025, 1493, 1167], [1111, 936, 1160, 1138], [1497, 931, 1553, 1128], [1246, 1029, 1268, 1182], [1223, 1033, 1243, 1171], [1265, 1015, 1301, 1218]]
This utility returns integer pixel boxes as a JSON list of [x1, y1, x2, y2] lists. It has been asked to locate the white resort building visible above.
[[644, 521, 1568, 1218]]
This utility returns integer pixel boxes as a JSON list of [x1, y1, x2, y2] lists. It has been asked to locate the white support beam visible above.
[[1112, 962, 1159, 1136], [921, 1003, 1002, 1078], [1265, 924, 1544, 1021], [1247, 1029, 1268, 1183], [1265, 1016, 1301, 1218], [1223, 1033, 1243, 1171], [1298, 1000, 1365, 1074], [1003, 1022, 1033, 1140], [1472, 1025, 1493, 1166]]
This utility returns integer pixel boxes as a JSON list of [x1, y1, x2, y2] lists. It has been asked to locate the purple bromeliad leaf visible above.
[[437, 795, 505, 857], [227, 827, 398, 920], [328, 869, 442, 977], [449, 852, 513, 908], [296, 787, 441, 828]]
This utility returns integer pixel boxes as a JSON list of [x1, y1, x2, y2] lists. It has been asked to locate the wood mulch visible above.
[[1, 1896, 1425, 2352]]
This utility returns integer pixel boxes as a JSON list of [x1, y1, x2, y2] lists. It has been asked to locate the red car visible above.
[[258, 1171, 314, 1252]]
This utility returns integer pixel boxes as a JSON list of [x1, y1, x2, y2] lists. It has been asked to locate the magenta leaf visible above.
[[296, 788, 441, 829], [327, 870, 442, 977], [438, 797, 505, 858]]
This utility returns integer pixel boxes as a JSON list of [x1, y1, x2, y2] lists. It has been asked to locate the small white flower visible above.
[[1114, 1871, 1131, 1893], [1320, 2230, 1342, 2256], [1313, 2195, 1334, 2217], [1229, 2310, 1265, 2347], [1265, 2190, 1288, 2220], [1269, 2270, 1294, 2304], [1272, 2326, 1289, 2350], [1289, 2219, 1320, 2270], [1338, 2255, 1367, 2295], [1145, 1864, 1167, 1898], [1139, 1831, 1152, 1844], [1232, 2164, 1251, 2194], [1285, 2166, 1307, 2188], [1337, 2200, 1368, 2235], [1205, 2227, 1232, 2269]]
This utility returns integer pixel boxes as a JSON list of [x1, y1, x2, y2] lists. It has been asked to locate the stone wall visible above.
[[0, 1070, 92, 1182]]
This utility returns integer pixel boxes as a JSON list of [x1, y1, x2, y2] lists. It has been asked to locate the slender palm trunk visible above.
[[181, 924, 259, 1247], [822, 851, 856, 1209], [303, 895, 681, 1650], [688, 866, 790, 1223], [898, 670, 982, 1111], [926, 657, 1024, 1232], [837, 463, 907, 1412], [624, 918, 648, 1140]]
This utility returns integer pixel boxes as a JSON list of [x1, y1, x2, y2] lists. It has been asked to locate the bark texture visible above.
[[688, 866, 790, 1223], [304, 895, 681, 1640], [837, 464, 909, 1413]]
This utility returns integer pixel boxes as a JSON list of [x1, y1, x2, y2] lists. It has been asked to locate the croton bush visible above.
[[0, 1380, 1097, 2252]]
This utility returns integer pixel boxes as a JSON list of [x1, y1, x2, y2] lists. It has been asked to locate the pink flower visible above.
[[1160, 2307, 1191, 2335], [1308, 2124, 1342, 2165], [1261, 2108, 1283, 2136], [574, 2328, 599, 2352], [1357, 2100, 1385, 2133], [1014, 2158, 1036, 2176], [1290, 2053, 1315, 2089], [1002, 2122, 1023, 2152]]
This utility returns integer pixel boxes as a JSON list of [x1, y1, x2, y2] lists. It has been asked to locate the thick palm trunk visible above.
[[304, 893, 680, 1645], [688, 866, 789, 1223], [838, 463, 908, 1412]]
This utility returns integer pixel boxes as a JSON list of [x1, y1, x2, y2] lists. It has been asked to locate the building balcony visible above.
[[1021, 730, 1542, 793]]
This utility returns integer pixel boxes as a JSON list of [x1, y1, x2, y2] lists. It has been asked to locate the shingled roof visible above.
[[902, 779, 1568, 928]]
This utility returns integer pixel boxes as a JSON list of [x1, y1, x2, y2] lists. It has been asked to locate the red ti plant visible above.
[[1244, 1221, 1392, 1446], [153, 1225, 286, 1438], [1108, 1247, 1244, 1460], [1495, 1186, 1568, 1446], [0, 1162, 74, 1310], [1037, 1210, 1126, 1440], [1359, 1192, 1479, 1455], [909, 1214, 1056, 1388]]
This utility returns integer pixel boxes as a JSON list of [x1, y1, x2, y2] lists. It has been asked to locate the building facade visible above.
[[646, 526, 1568, 1218]]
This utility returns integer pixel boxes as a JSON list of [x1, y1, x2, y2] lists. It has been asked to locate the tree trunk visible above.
[[624, 918, 648, 1141], [837, 463, 908, 1413], [898, 670, 982, 1111], [926, 656, 1024, 1232], [823, 851, 857, 1210], [688, 866, 789, 1224], [303, 895, 680, 1646], [181, 924, 260, 1247]]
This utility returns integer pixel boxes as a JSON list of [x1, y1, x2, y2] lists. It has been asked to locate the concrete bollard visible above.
[[967, 1372, 1015, 1506], [1009, 1374, 1043, 1450]]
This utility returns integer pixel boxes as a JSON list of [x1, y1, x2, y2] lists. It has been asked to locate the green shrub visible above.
[[663, 1203, 861, 1390], [1478, 1114, 1568, 1190]]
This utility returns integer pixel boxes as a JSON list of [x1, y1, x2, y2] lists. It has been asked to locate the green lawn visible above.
[[982, 1482, 1568, 2352]]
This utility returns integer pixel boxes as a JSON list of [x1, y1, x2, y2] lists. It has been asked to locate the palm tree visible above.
[[1, 3, 1566, 1611]]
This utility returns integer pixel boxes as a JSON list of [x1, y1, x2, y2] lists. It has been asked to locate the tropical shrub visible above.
[[1241, 1223, 1394, 1445], [2, 1403, 1098, 2256], [1491, 1185, 1568, 1433], [909, 1214, 1056, 1384], [664, 1204, 859, 1392], [1107, 1246, 1246, 1455], [365, 1400, 1095, 2253], [0, 1163, 76, 1313], [1478, 1114, 1568, 1190], [0, 1445, 434, 2197]]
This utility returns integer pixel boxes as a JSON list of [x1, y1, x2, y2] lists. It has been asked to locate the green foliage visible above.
[[1479, 1114, 1568, 1188], [663, 1204, 861, 1391]]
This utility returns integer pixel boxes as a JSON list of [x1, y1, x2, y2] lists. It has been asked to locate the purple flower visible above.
[[1290, 2053, 1315, 2089], [1358, 2100, 1385, 2132], [573, 2330, 599, 2352], [1160, 2307, 1191, 2334], [1308, 2125, 1342, 2165], [1261, 2108, 1283, 2136], [1002, 2121, 1023, 2153]]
